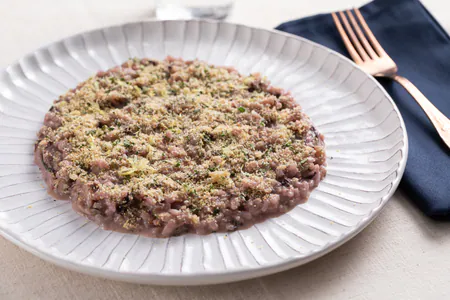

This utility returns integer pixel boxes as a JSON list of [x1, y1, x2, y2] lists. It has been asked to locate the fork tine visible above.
[[337, 11, 370, 61], [346, 10, 378, 59], [353, 8, 387, 56], [331, 12, 363, 64]]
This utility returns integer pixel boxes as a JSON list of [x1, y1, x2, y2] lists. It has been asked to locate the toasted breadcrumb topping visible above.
[[35, 57, 326, 236]]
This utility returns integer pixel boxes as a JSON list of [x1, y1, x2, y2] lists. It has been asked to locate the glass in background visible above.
[[155, 0, 234, 20]]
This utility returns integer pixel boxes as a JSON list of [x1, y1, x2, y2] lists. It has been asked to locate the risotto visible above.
[[34, 57, 326, 237]]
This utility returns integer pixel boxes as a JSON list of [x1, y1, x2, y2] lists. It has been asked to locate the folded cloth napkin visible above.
[[276, 0, 450, 218]]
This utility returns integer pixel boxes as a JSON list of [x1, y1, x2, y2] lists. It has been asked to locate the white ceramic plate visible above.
[[0, 20, 407, 285]]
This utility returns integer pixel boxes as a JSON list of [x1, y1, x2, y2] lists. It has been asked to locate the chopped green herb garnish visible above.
[[202, 133, 212, 143], [123, 139, 133, 148]]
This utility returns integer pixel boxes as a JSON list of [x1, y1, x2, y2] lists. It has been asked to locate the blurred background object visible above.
[[155, 0, 234, 20]]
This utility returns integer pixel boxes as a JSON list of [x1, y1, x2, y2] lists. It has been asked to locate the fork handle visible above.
[[392, 75, 450, 148]]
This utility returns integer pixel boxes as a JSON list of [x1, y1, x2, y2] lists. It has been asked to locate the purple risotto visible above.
[[34, 57, 326, 237]]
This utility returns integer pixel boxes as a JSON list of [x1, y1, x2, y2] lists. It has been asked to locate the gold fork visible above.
[[332, 9, 450, 148]]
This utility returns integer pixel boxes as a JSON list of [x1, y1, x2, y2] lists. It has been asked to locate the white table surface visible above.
[[1, 0, 450, 299]]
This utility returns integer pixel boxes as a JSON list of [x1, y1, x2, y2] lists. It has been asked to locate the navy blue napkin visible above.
[[276, 0, 450, 218]]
